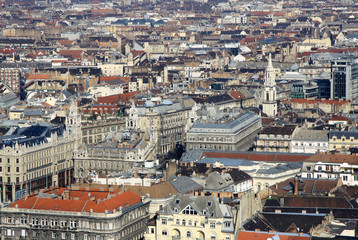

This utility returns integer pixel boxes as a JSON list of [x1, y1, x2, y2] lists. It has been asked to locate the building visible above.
[[291, 129, 329, 154], [328, 131, 358, 151], [186, 111, 262, 151], [74, 130, 156, 180], [262, 54, 277, 117], [0, 187, 150, 240], [0, 68, 21, 93], [127, 97, 195, 154], [146, 193, 235, 240], [0, 102, 81, 202], [330, 56, 358, 100], [301, 153, 358, 185], [254, 125, 297, 152]]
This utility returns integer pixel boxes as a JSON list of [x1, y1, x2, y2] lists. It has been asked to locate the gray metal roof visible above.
[[292, 129, 329, 141], [197, 157, 258, 167]]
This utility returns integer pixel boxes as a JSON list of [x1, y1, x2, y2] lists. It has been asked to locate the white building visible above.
[[291, 129, 329, 154], [262, 54, 277, 117]]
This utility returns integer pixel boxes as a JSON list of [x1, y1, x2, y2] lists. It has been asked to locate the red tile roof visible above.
[[328, 116, 349, 122], [230, 91, 246, 100], [26, 74, 51, 80], [283, 98, 350, 106], [10, 188, 142, 213], [101, 76, 130, 83], [237, 230, 310, 240], [58, 50, 82, 59]]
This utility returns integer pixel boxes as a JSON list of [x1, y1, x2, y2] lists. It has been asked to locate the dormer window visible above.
[[207, 202, 212, 207], [174, 208, 179, 213], [175, 199, 180, 204]]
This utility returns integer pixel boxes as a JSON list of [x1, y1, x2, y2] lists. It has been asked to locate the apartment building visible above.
[[0, 103, 81, 202], [145, 194, 235, 240], [186, 111, 261, 151], [0, 68, 21, 93], [0, 187, 150, 240], [254, 125, 297, 152], [127, 98, 195, 154]]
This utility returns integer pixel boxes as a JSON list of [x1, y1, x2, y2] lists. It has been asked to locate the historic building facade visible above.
[[127, 98, 195, 155], [186, 111, 262, 151], [145, 194, 235, 240], [0, 187, 150, 240], [0, 103, 81, 203]]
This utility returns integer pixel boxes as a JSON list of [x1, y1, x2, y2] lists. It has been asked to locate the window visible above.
[[162, 230, 167, 235], [20, 217, 27, 224], [52, 232, 56, 239], [207, 201, 212, 207], [7, 217, 12, 224], [188, 220, 192, 226], [83, 234, 88, 240], [211, 234, 216, 239], [182, 219, 186, 226], [161, 219, 167, 225], [210, 222, 216, 228], [175, 199, 180, 204], [343, 176, 348, 181], [224, 221, 231, 227], [174, 208, 178, 213], [71, 233, 75, 240], [186, 231, 191, 237], [151, 228, 154, 234], [176, 219, 180, 225], [70, 220, 77, 229], [226, 235, 231, 240], [62, 233, 66, 239], [182, 205, 198, 215]]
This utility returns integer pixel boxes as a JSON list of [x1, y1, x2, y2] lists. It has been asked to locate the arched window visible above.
[[186, 231, 191, 238], [162, 230, 167, 235]]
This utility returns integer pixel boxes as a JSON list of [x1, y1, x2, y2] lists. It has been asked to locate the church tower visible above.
[[262, 54, 277, 117]]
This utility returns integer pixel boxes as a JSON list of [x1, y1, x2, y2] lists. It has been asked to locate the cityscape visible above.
[[0, 0, 358, 239]]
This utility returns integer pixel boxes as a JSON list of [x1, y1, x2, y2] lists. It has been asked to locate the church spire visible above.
[[262, 53, 277, 117], [265, 53, 276, 87]]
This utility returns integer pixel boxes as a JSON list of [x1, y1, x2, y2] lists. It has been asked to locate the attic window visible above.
[[175, 199, 180, 204], [174, 208, 179, 213], [219, 182, 223, 185], [203, 210, 207, 215], [207, 201, 212, 207]]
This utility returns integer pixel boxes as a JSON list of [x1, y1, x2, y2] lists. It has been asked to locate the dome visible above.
[[162, 99, 173, 105]]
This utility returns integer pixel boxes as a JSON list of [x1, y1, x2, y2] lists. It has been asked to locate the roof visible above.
[[292, 129, 329, 141], [270, 177, 340, 195], [169, 176, 203, 194], [259, 125, 297, 135], [159, 193, 231, 218], [10, 188, 142, 213], [237, 230, 310, 240], [124, 182, 178, 199]]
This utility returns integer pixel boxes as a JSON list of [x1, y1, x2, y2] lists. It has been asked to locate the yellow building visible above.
[[329, 131, 358, 151], [145, 194, 235, 240]]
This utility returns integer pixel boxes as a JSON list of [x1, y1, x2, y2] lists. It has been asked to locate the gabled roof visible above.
[[237, 230, 310, 240]]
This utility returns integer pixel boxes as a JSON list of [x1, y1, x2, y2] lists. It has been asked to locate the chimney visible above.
[[294, 176, 299, 195], [62, 189, 70, 200]]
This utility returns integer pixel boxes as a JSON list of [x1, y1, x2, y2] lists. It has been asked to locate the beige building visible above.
[[254, 125, 297, 152], [145, 194, 235, 240], [0, 187, 150, 240], [127, 98, 195, 154], [81, 119, 126, 145], [0, 103, 81, 202], [186, 111, 261, 151]]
